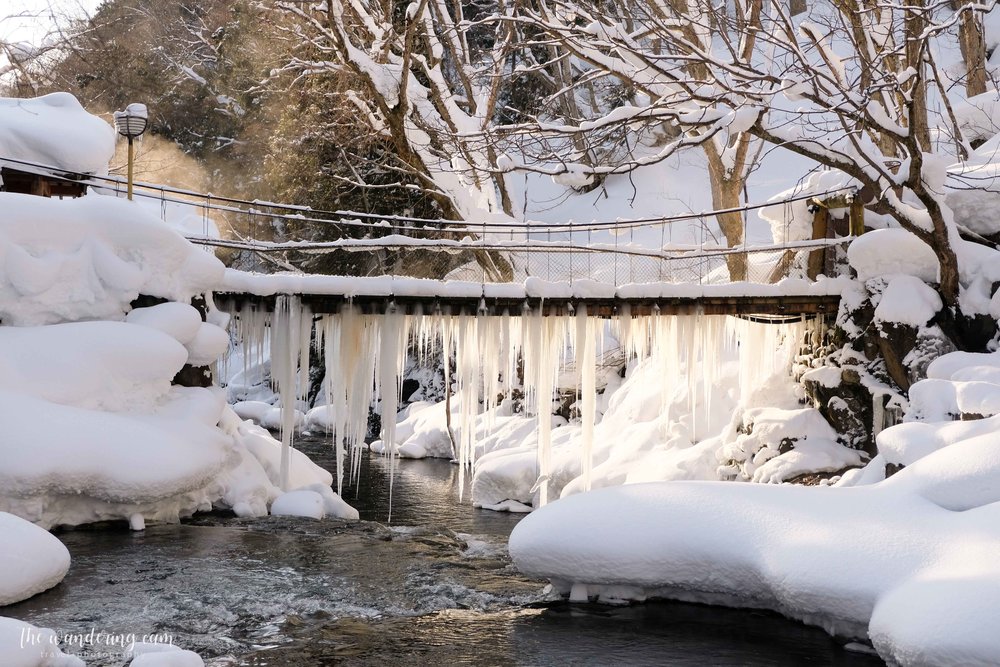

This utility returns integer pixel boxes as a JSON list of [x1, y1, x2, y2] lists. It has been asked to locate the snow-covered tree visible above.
[[516, 0, 993, 313], [273, 0, 518, 223]]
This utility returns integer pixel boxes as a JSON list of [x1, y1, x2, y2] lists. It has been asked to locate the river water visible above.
[[9, 436, 884, 665]]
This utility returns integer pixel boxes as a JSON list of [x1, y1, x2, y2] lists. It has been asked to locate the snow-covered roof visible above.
[[0, 92, 115, 175]]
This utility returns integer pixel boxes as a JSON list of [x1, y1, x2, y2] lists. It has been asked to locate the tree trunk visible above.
[[952, 0, 987, 97], [905, 2, 932, 151], [706, 151, 748, 281]]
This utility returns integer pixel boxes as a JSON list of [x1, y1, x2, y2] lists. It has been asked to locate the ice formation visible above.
[[223, 298, 830, 511]]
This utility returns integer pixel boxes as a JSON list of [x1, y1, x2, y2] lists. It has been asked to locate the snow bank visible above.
[[0, 617, 84, 667], [0, 193, 224, 326], [0, 163, 364, 529], [0, 513, 69, 606], [510, 348, 1000, 665], [0, 93, 114, 175], [510, 435, 1000, 664]]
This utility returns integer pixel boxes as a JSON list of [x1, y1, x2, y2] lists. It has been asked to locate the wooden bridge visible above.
[[4, 155, 855, 319]]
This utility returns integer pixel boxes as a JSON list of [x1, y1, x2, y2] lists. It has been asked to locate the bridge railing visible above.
[[2, 155, 854, 286]]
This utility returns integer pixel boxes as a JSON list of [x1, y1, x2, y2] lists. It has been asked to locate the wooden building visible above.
[[0, 167, 88, 198]]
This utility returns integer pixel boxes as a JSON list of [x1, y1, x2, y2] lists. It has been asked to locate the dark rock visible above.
[[876, 321, 918, 391], [173, 364, 213, 388], [885, 462, 905, 478], [129, 294, 169, 310], [786, 466, 859, 486]]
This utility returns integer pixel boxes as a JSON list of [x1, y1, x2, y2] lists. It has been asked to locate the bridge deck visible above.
[[215, 271, 845, 318], [213, 292, 841, 318]]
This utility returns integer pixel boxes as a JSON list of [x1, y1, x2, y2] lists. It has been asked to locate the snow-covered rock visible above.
[[125, 303, 203, 346], [0, 617, 84, 667], [270, 490, 325, 519], [126, 641, 204, 667], [872, 275, 942, 327], [0, 513, 69, 605], [847, 229, 939, 283]]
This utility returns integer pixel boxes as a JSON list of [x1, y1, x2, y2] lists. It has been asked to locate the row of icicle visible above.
[[227, 296, 813, 512]]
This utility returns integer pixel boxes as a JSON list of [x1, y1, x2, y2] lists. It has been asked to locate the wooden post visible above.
[[849, 197, 865, 236], [807, 206, 829, 280], [127, 136, 135, 201]]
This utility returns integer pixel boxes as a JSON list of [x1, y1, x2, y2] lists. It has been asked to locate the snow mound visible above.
[[510, 347, 1000, 665], [0, 388, 234, 527], [0, 93, 114, 175], [847, 229, 939, 283], [126, 303, 203, 345], [127, 641, 204, 667], [271, 490, 325, 519], [0, 617, 84, 667], [184, 322, 229, 366], [0, 193, 224, 326], [233, 401, 305, 431], [0, 322, 187, 411], [0, 512, 70, 605], [719, 407, 863, 483]]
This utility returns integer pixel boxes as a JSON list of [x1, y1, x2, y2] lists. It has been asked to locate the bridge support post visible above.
[[807, 206, 829, 280]]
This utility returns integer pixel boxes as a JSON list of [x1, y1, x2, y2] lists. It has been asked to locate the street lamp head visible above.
[[113, 103, 148, 139]]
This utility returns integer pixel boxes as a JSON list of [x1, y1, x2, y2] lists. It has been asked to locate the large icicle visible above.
[[374, 305, 407, 520], [452, 312, 477, 497], [270, 295, 302, 491], [575, 305, 596, 492]]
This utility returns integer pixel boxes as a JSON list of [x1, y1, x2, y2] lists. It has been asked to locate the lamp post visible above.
[[113, 103, 148, 200]]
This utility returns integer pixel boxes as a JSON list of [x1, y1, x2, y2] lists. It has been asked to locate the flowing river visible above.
[[9, 436, 884, 665]]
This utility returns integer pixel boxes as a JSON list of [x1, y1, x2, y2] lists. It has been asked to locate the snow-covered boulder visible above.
[[0, 193, 224, 326], [0, 93, 114, 176], [126, 641, 204, 667], [847, 229, 939, 283], [271, 490, 324, 519], [0, 513, 69, 605], [0, 617, 84, 666]]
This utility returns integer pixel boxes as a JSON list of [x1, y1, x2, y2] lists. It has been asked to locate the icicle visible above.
[[872, 392, 886, 440], [375, 304, 406, 522], [576, 304, 596, 492], [454, 312, 481, 499], [319, 314, 342, 495], [270, 295, 302, 491]]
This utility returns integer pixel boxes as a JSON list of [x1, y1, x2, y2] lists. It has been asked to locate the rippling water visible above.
[[8, 437, 884, 665]]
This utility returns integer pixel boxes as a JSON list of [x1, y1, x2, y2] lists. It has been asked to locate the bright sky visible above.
[[1, 0, 101, 47]]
